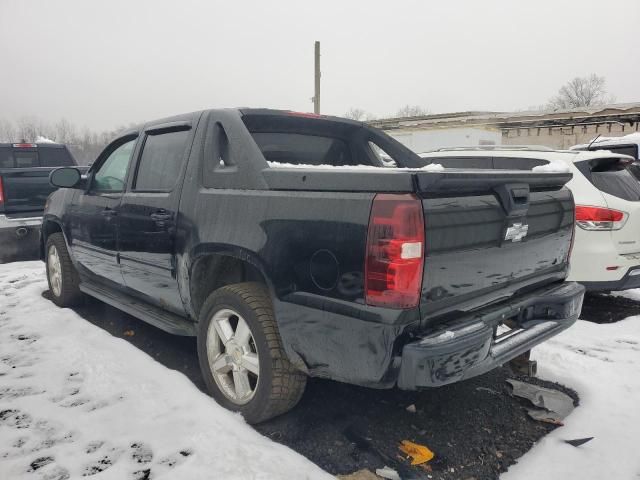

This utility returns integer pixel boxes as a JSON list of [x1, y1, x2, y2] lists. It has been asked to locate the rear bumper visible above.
[[580, 267, 640, 291], [0, 214, 42, 233], [397, 281, 584, 389]]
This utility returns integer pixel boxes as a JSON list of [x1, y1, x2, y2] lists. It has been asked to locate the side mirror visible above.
[[50, 167, 82, 189]]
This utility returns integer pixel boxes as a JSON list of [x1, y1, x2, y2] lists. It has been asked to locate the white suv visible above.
[[419, 147, 640, 291]]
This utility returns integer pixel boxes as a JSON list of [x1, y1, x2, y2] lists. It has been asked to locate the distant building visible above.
[[370, 103, 640, 152]]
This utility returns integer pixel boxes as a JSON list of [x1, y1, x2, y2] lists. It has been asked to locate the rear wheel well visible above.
[[190, 254, 269, 317]]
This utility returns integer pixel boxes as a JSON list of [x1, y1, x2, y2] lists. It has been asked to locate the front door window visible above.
[[93, 139, 136, 192]]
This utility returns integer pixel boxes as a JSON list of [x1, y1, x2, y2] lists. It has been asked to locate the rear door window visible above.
[[134, 130, 190, 191], [583, 158, 640, 201]]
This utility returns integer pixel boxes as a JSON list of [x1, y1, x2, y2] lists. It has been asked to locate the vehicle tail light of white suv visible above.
[[575, 205, 628, 231]]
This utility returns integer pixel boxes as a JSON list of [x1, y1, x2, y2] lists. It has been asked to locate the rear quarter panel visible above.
[[177, 186, 421, 385], [177, 110, 422, 385]]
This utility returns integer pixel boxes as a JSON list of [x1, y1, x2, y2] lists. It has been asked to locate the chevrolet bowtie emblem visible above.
[[505, 222, 529, 242]]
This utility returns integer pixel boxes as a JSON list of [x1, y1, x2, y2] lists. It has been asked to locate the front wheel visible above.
[[197, 282, 306, 423], [45, 232, 82, 307]]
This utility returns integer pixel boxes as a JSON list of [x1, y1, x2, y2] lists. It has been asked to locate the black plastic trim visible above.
[[79, 280, 195, 336], [581, 268, 640, 291]]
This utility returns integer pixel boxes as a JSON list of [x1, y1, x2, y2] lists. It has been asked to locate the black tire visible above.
[[45, 232, 82, 307], [197, 282, 306, 424]]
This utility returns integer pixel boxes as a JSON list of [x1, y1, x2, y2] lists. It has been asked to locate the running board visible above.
[[79, 281, 196, 336]]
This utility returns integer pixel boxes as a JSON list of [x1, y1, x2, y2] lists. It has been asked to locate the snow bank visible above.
[[502, 313, 640, 480], [531, 161, 571, 173], [35, 136, 56, 144], [0, 262, 333, 480]]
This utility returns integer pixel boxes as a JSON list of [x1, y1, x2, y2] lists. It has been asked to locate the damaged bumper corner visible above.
[[397, 281, 585, 390]]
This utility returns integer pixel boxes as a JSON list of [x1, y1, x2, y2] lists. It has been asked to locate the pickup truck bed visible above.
[[41, 109, 584, 422]]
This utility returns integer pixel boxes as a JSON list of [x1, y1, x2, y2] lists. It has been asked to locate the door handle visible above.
[[150, 211, 172, 222]]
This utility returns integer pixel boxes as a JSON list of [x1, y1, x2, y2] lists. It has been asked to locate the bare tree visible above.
[[54, 118, 77, 144], [15, 117, 41, 142], [0, 119, 16, 142], [344, 107, 367, 120], [395, 105, 429, 117], [0, 116, 138, 163], [548, 74, 614, 110]]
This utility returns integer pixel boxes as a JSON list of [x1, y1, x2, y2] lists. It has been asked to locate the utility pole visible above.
[[313, 41, 321, 114]]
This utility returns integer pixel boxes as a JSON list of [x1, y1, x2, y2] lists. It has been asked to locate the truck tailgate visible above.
[[416, 170, 574, 323], [0, 168, 57, 216]]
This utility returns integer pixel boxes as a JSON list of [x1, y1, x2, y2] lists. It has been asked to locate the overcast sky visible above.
[[1, 0, 638, 131]]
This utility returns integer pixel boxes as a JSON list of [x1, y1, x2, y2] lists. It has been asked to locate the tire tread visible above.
[[46, 232, 82, 307], [198, 282, 306, 423]]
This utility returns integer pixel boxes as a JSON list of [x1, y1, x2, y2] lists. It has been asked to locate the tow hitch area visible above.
[[397, 281, 584, 389]]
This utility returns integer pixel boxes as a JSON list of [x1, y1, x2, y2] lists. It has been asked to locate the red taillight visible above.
[[286, 111, 323, 118], [0, 176, 4, 205], [365, 194, 425, 309], [575, 205, 627, 230], [575, 205, 623, 222], [12, 143, 36, 148]]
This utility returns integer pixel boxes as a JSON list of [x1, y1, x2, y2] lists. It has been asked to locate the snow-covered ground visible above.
[[0, 262, 332, 480], [1, 261, 639, 480], [502, 301, 640, 479]]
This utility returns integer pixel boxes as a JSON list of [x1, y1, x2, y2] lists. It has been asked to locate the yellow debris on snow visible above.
[[399, 439, 435, 465]]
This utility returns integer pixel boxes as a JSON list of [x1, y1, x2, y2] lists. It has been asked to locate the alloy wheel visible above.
[[47, 244, 62, 297], [206, 308, 260, 405]]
